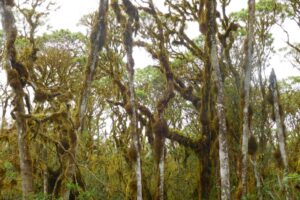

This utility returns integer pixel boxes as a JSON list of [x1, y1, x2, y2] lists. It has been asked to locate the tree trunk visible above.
[[0, 1, 34, 198], [269, 69, 290, 200], [241, 0, 255, 197], [206, 1, 231, 199], [199, 53, 213, 200], [77, 0, 108, 133], [269, 69, 288, 170], [157, 146, 165, 200], [123, 5, 143, 200], [59, 1, 108, 198], [251, 156, 263, 200], [199, 153, 212, 200]]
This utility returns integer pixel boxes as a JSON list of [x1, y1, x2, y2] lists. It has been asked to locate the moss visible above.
[[153, 118, 168, 162], [274, 148, 283, 168], [213, 116, 219, 131], [34, 88, 49, 103], [57, 138, 69, 155], [124, 102, 133, 116], [6, 69, 22, 92], [11, 61, 28, 87], [234, 183, 243, 200], [267, 91, 274, 105], [248, 135, 257, 155], [153, 118, 168, 138], [248, 104, 253, 127], [127, 143, 137, 162]]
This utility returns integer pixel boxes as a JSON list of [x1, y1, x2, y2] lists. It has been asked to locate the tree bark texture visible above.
[[241, 0, 255, 197], [206, 0, 231, 199]]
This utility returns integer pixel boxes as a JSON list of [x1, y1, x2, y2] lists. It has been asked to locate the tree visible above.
[[0, 0, 300, 199], [206, 0, 231, 199], [240, 0, 255, 198], [0, 0, 33, 198]]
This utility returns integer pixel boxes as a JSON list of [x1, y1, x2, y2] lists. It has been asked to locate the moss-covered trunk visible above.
[[206, 0, 231, 199], [0, 0, 34, 198]]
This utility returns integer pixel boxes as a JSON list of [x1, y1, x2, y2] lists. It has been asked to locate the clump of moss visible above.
[[124, 102, 133, 116], [34, 88, 49, 103], [6, 69, 22, 91], [127, 142, 137, 162], [153, 118, 168, 162], [248, 135, 258, 155]]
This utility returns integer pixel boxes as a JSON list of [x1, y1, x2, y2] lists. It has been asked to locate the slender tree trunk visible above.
[[207, 1, 231, 199], [43, 168, 48, 195], [123, 8, 143, 200], [77, 0, 108, 133], [269, 69, 290, 200], [241, 0, 255, 197], [126, 37, 143, 200], [250, 156, 263, 200], [1, 96, 8, 133], [0, 1, 34, 198], [199, 153, 212, 200], [269, 70, 288, 171], [157, 146, 165, 200]]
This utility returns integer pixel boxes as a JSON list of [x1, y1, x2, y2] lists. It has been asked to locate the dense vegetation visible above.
[[0, 0, 299, 199]]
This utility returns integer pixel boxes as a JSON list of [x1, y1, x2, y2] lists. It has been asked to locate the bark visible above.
[[77, 0, 108, 133], [269, 69, 290, 200], [122, 1, 143, 199], [1, 95, 8, 132], [241, 0, 255, 197], [157, 145, 165, 200], [269, 69, 288, 170], [206, 1, 231, 199], [199, 153, 212, 200], [0, 1, 34, 198], [199, 62, 213, 200], [43, 169, 48, 195]]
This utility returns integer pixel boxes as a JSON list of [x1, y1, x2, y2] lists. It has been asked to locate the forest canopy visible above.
[[0, 0, 299, 200]]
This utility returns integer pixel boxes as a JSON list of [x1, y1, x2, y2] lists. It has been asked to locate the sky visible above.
[[43, 0, 300, 80]]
